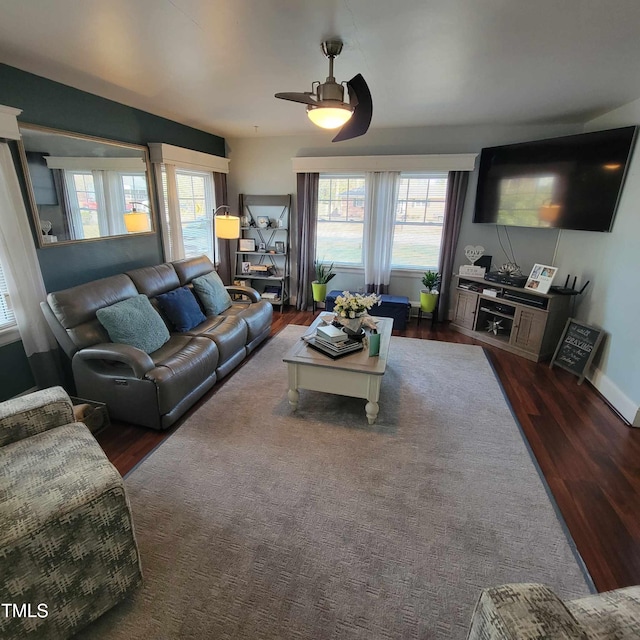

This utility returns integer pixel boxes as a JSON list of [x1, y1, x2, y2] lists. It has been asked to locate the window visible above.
[[315, 172, 448, 270], [392, 173, 448, 270], [0, 259, 16, 332], [64, 170, 149, 239], [161, 168, 215, 261], [316, 175, 365, 265], [122, 174, 149, 206], [65, 171, 98, 239]]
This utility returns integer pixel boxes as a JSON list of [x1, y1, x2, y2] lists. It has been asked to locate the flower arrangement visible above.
[[333, 291, 381, 319]]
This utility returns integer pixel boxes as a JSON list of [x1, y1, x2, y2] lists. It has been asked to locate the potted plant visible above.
[[420, 270, 440, 313], [312, 260, 336, 303]]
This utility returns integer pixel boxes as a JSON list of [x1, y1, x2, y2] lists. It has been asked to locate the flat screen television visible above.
[[473, 126, 637, 232]]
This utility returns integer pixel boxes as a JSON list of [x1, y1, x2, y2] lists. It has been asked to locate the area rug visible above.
[[79, 325, 592, 640]]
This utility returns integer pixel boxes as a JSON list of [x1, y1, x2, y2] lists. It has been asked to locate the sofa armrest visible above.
[[226, 285, 261, 303], [73, 343, 155, 379], [0, 386, 75, 447], [566, 586, 640, 640], [467, 584, 589, 640]]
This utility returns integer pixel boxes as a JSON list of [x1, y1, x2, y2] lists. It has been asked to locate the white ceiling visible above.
[[1, 0, 640, 139]]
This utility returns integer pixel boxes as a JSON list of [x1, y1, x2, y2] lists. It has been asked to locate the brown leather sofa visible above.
[[41, 256, 273, 430]]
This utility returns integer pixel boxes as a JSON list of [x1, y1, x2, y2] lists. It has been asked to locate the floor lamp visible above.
[[124, 201, 152, 233], [212, 205, 240, 273]]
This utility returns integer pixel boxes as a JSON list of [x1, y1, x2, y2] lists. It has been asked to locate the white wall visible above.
[[226, 122, 580, 302], [554, 99, 640, 426]]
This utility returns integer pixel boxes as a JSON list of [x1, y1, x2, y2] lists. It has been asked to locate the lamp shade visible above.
[[124, 211, 151, 233], [538, 202, 561, 223], [307, 106, 353, 129], [215, 214, 240, 239]]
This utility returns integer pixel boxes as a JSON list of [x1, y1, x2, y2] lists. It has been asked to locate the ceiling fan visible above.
[[275, 40, 372, 142]]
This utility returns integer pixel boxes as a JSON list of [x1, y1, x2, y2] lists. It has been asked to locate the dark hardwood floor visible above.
[[96, 307, 640, 593]]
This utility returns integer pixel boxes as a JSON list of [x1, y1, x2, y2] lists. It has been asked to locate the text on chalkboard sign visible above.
[[549, 318, 604, 384]]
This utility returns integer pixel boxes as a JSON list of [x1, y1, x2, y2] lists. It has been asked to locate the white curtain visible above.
[[154, 162, 185, 261], [92, 170, 109, 237], [363, 171, 400, 294], [63, 171, 85, 239], [0, 142, 61, 387], [101, 170, 128, 236]]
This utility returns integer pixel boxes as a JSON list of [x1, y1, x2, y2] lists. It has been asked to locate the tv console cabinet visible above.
[[450, 275, 572, 362]]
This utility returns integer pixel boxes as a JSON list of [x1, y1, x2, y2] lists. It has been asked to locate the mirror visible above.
[[17, 124, 155, 247]]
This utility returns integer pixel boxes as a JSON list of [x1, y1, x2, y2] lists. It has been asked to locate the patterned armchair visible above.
[[0, 387, 141, 639], [468, 583, 640, 640]]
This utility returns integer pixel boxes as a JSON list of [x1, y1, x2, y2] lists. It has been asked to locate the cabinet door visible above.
[[453, 290, 478, 329], [510, 307, 546, 353]]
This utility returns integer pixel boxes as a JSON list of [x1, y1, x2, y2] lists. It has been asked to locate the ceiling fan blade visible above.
[[332, 74, 372, 142], [274, 92, 317, 105]]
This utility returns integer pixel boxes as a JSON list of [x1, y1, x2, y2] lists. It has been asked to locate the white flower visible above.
[[332, 291, 382, 318]]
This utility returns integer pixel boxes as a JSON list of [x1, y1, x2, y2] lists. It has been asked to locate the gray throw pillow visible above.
[[96, 294, 170, 354], [192, 271, 232, 316]]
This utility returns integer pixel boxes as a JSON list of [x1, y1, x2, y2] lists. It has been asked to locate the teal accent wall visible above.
[[0, 64, 224, 155], [0, 62, 226, 291], [0, 63, 226, 397], [0, 340, 35, 402]]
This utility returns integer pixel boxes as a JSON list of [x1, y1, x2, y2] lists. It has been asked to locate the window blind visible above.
[[316, 174, 366, 265], [0, 261, 16, 330], [160, 168, 215, 261]]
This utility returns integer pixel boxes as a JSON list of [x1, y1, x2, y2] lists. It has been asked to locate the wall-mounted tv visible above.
[[473, 126, 637, 232]]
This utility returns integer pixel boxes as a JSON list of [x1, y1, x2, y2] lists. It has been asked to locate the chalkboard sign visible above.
[[550, 318, 604, 384]]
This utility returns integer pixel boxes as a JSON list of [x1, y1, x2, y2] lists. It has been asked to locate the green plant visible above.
[[421, 270, 440, 293], [314, 260, 336, 284]]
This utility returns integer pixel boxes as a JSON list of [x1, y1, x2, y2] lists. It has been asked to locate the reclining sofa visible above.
[[41, 256, 273, 430]]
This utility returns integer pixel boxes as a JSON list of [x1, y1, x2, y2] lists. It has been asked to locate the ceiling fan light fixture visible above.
[[307, 105, 353, 129], [276, 39, 371, 141]]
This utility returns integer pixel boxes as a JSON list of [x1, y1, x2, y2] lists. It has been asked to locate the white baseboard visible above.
[[589, 367, 640, 427]]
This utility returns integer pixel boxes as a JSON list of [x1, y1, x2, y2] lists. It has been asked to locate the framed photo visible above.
[[257, 216, 270, 229], [238, 238, 255, 252], [258, 241, 266, 252], [525, 263, 557, 294], [241, 261, 252, 275], [275, 241, 285, 253]]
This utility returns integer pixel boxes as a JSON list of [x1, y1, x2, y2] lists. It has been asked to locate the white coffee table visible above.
[[283, 316, 393, 424]]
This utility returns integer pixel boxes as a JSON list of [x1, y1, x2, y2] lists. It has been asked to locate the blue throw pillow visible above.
[[192, 271, 232, 316], [96, 294, 170, 354], [156, 286, 206, 332]]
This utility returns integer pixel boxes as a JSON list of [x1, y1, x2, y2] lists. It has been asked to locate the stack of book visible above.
[[262, 285, 282, 301], [303, 324, 363, 359], [316, 324, 348, 343], [250, 264, 274, 275]]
